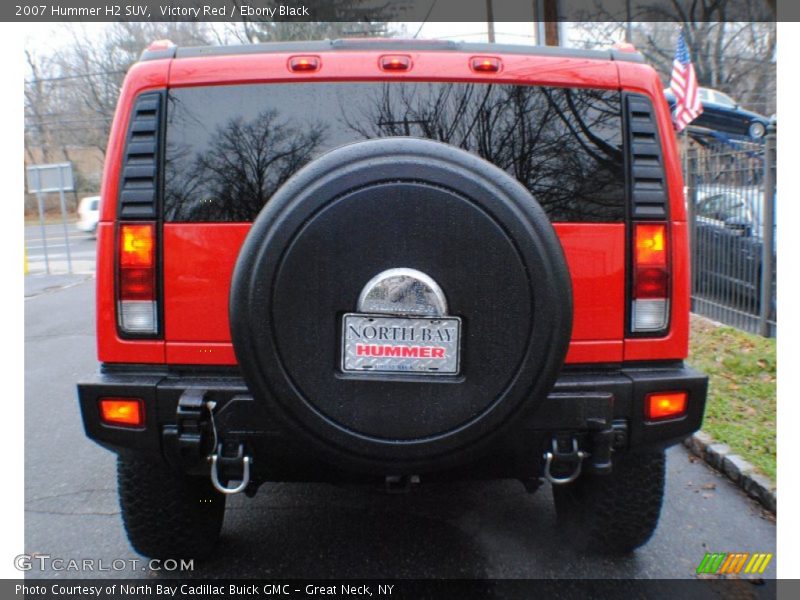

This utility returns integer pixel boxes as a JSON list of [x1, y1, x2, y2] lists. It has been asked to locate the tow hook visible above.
[[205, 399, 252, 495], [209, 442, 252, 495], [543, 437, 588, 485]]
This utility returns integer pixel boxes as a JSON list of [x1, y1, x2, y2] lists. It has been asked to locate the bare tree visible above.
[[48, 22, 213, 154], [24, 48, 55, 164], [570, 1, 776, 115], [164, 110, 327, 221]]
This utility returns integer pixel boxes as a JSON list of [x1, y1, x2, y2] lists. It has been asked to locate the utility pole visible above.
[[534, 0, 560, 46], [543, 0, 560, 46], [486, 0, 495, 43], [625, 0, 633, 42]]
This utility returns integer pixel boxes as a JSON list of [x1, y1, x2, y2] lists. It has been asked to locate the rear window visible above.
[[164, 82, 625, 222]]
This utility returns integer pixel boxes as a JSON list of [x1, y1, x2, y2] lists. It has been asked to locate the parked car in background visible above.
[[664, 87, 771, 140], [76, 195, 100, 235], [692, 185, 774, 312]]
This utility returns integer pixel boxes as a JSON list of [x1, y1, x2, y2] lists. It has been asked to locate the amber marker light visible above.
[[645, 391, 688, 421], [99, 398, 144, 428]]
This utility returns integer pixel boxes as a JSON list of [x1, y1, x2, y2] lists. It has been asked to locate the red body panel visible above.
[[617, 61, 689, 361], [97, 48, 690, 367], [159, 223, 627, 365], [555, 224, 625, 342], [96, 61, 170, 364], [162, 224, 250, 343]]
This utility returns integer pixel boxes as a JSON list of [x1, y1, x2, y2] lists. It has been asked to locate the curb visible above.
[[684, 431, 776, 513]]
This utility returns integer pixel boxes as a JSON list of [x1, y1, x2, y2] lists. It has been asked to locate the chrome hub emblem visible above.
[[357, 268, 448, 317], [342, 268, 461, 376]]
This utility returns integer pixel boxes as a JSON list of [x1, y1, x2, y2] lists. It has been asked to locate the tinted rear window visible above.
[[164, 82, 624, 222]]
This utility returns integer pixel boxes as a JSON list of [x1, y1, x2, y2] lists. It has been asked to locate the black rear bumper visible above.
[[77, 363, 707, 482]]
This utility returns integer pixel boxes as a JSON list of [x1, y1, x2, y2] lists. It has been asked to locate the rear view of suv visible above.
[[77, 39, 707, 559]]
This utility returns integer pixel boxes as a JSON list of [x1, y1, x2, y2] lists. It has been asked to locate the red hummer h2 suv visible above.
[[77, 39, 708, 559]]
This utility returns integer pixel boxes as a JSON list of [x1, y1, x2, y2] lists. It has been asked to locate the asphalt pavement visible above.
[[23, 233, 776, 580]]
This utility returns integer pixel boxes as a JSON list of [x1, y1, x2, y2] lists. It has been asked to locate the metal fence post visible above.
[[57, 166, 73, 274], [758, 129, 776, 337], [30, 168, 51, 275]]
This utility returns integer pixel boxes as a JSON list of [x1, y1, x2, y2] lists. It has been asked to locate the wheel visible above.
[[748, 121, 766, 139], [552, 449, 665, 554], [117, 456, 226, 559]]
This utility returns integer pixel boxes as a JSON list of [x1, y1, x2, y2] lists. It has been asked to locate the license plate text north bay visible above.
[[341, 314, 461, 375]]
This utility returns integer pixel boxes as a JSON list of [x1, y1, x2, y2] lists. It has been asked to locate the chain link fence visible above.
[[685, 132, 776, 337]]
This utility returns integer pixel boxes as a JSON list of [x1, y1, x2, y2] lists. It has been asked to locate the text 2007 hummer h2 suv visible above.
[[77, 39, 708, 558]]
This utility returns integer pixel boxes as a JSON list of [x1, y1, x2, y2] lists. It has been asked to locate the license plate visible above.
[[341, 314, 461, 375]]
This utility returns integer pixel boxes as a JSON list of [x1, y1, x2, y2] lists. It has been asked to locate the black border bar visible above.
[[5, 578, 780, 599], [6, 0, 780, 23]]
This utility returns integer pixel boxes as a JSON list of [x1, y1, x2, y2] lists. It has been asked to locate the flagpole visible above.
[[684, 129, 689, 187]]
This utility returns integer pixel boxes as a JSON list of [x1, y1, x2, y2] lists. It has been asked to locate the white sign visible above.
[[26, 163, 74, 193]]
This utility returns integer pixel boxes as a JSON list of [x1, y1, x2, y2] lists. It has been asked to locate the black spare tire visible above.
[[230, 138, 572, 472]]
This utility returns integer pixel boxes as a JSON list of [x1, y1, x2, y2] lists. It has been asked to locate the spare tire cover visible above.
[[230, 138, 572, 471]]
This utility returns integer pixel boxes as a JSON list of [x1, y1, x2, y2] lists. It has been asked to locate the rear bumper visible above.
[[77, 363, 707, 481]]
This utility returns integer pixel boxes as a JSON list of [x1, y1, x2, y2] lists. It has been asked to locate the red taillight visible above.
[[470, 56, 502, 73], [288, 56, 320, 72], [118, 223, 157, 334], [99, 397, 144, 428], [632, 222, 669, 332], [635, 267, 668, 299], [379, 55, 412, 71], [645, 391, 687, 421]]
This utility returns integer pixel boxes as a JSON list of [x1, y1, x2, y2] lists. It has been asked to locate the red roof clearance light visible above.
[[288, 56, 321, 73], [379, 55, 412, 71], [470, 57, 502, 73]]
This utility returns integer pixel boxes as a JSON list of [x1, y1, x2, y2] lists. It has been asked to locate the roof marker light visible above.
[[470, 57, 502, 73], [379, 55, 412, 71], [289, 56, 321, 72]]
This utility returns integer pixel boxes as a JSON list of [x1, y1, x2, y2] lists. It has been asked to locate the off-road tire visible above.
[[552, 449, 666, 554], [117, 456, 226, 559]]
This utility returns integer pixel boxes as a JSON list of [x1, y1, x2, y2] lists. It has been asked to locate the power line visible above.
[[25, 69, 126, 85], [413, 0, 438, 39]]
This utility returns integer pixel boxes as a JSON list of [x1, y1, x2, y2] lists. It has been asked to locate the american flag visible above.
[[669, 30, 702, 131]]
